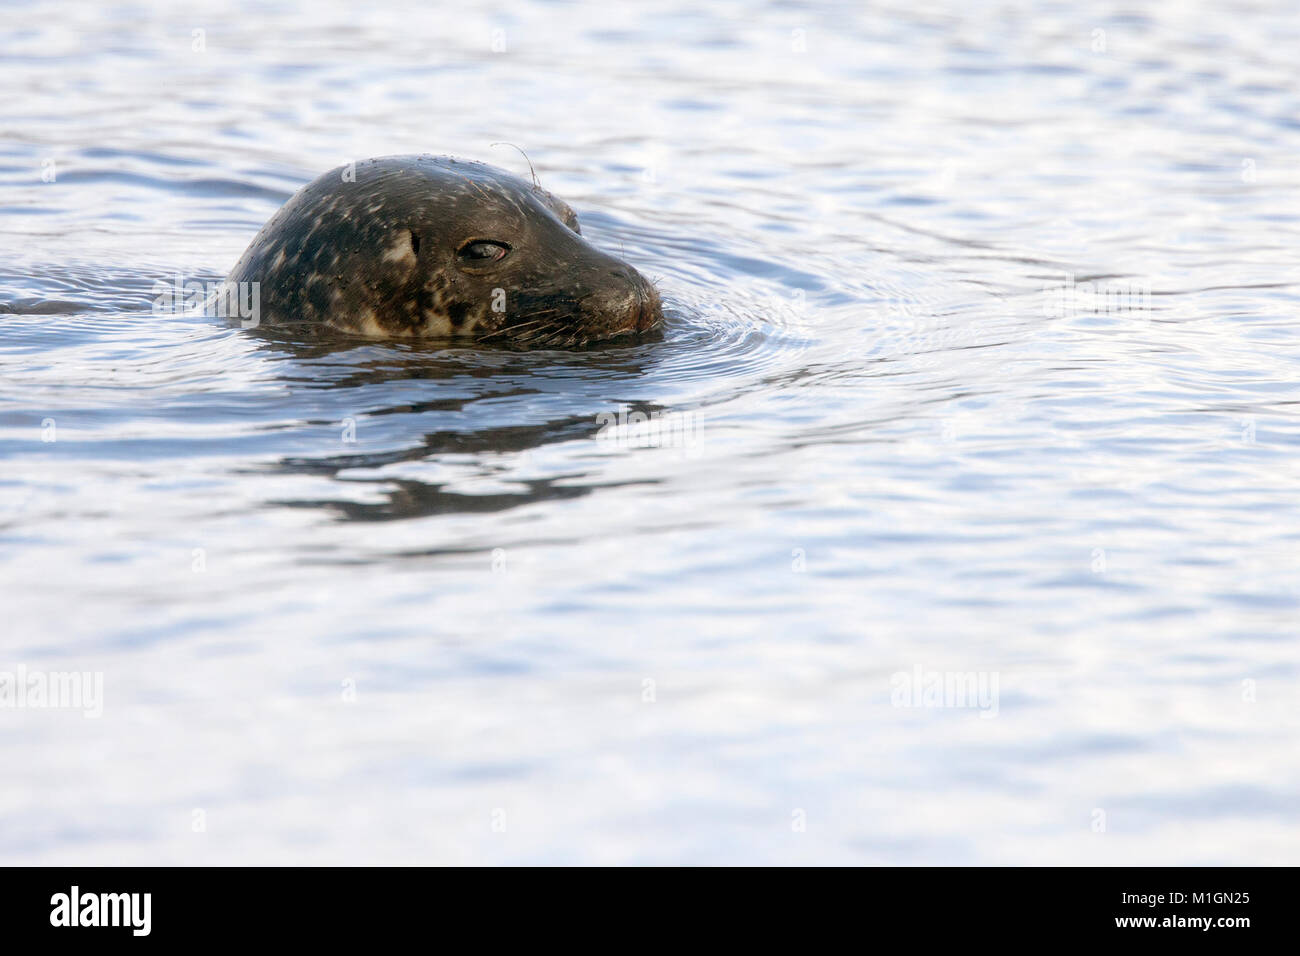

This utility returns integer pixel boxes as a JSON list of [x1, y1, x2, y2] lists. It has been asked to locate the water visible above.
[[2, 0, 1298, 865]]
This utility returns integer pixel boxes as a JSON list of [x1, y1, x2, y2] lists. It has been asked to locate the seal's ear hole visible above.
[[408, 230, 421, 255]]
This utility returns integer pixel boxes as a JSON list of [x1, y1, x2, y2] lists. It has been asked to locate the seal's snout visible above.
[[635, 277, 664, 333], [599, 265, 663, 337]]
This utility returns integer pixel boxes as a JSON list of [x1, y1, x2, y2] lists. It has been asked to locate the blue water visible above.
[[2, 0, 1298, 864]]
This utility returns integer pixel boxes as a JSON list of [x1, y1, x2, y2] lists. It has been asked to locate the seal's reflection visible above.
[[250, 328, 670, 522]]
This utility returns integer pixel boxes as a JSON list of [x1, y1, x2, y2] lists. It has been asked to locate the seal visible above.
[[226, 155, 663, 347]]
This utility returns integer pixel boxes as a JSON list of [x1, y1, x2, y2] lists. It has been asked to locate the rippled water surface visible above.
[[3, 0, 1299, 864]]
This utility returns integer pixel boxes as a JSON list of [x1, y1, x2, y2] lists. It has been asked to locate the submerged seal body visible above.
[[226, 155, 662, 347]]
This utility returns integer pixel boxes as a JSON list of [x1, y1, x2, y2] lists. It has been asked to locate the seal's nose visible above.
[[602, 266, 662, 335], [634, 278, 663, 332]]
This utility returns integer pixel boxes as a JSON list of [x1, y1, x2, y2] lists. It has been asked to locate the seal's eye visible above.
[[457, 240, 511, 263]]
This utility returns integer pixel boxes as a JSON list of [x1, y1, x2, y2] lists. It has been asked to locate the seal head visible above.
[[226, 155, 662, 347]]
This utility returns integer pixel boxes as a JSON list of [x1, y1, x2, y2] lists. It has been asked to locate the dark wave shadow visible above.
[[277, 474, 593, 523], [245, 324, 685, 522]]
